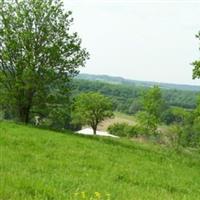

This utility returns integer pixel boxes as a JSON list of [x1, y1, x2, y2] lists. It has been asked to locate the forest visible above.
[[73, 78, 198, 113]]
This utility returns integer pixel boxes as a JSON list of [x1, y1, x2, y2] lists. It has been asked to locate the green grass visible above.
[[1, 121, 200, 200]]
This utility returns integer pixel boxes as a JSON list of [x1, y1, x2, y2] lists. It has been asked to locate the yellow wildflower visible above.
[[81, 192, 86, 199], [94, 192, 101, 199]]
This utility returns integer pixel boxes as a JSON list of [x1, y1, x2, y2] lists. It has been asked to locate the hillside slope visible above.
[[1, 122, 200, 200]]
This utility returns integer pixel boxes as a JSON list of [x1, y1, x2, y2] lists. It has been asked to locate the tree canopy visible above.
[[72, 92, 113, 134], [0, 0, 89, 123], [192, 31, 200, 79], [137, 86, 165, 135]]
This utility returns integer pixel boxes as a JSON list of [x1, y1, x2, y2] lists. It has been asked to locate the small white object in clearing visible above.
[[76, 128, 119, 138]]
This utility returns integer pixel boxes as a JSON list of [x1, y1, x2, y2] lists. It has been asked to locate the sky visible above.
[[64, 0, 200, 85]]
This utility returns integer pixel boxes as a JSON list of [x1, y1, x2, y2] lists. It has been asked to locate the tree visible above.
[[0, 0, 89, 123], [137, 86, 165, 135], [192, 31, 200, 79], [72, 92, 113, 135]]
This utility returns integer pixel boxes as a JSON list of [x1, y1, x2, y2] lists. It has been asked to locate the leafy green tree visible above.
[[137, 86, 165, 135], [0, 0, 89, 123], [190, 30, 200, 145], [192, 31, 200, 79], [72, 92, 113, 134], [136, 111, 158, 135], [142, 86, 164, 118]]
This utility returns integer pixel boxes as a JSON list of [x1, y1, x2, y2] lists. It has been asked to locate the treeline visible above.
[[73, 79, 198, 114], [78, 73, 200, 92]]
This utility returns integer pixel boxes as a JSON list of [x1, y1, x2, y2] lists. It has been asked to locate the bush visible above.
[[107, 123, 138, 138]]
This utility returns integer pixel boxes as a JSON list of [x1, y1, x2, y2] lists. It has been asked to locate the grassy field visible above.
[[98, 112, 137, 131], [1, 121, 200, 200]]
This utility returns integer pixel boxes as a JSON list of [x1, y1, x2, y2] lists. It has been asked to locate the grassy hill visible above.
[[1, 122, 200, 200]]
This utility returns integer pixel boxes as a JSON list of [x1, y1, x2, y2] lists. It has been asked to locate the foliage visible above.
[[163, 89, 197, 109], [1, 122, 200, 199], [136, 111, 159, 135], [171, 107, 190, 124], [161, 107, 190, 125], [165, 101, 200, 148], [192, 31, 200, 79], [161, 109, 175, 125], [73, 79, 198, 115], [107, 123, 138, 138], [142, 86, 165, 118], [72, 92, 113, 134], [0, 0, 89, 123], [167, 122, 200, 148], [136, 86, 165, 135]]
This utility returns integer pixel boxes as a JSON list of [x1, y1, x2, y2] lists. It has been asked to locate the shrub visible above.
[[107, 123, 138, 138]]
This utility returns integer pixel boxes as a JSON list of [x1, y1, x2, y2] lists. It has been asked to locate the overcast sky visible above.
[[64, 0, 200, 85]]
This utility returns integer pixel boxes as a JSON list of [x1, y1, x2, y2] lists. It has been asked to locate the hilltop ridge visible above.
[[77, 73, 200, 91]]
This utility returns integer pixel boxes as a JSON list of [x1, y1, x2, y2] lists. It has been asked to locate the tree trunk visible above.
[[92, 120, 98, 135], [17, 90, 34, 124], [18, 106, 30, 124], [92, 126, 97, 135]]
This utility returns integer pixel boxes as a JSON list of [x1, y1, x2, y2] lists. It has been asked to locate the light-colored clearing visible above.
[[98, 112, 136, 131], [76, 128, 119, 138]]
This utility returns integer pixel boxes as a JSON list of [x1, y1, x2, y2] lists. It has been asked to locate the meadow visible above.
[[1, 121, 200, 200], [98, 112, 137, 131]]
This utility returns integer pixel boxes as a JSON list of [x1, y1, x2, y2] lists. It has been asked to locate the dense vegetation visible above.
[[1, 122, 200, 200], [0, 0, 88, 123], [73, 79, 198, 114]]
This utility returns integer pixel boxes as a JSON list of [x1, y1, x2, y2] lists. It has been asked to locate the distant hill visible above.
[[77, 73, 200, 92]]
